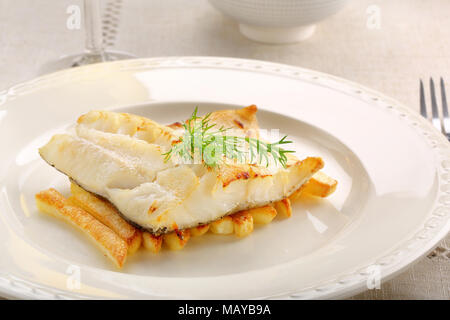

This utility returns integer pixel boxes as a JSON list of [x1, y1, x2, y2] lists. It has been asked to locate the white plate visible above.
[[0, 57, 449, 300]]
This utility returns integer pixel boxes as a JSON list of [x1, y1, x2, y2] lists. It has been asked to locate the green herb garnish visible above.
[[163, 107, 295, 168]]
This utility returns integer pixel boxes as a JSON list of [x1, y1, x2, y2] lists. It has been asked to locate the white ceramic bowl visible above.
[[208, 0, 349, 44]]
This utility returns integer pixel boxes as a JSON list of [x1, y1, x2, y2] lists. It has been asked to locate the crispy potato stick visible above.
[[163, 229, 191, 251], [71, 183, 142, 251], [35, 188, 127, 268], [69, 182, 142, 254], [210, 216, 234, 235], [142, 232, 162, 253], [190, 224, 210, 237], [248, 205, 277, 224], [273, 198, 292, 218], [303, 171, 338, 197], [232, 211, 254, 238], [288, 185, 305, 202], [290, 171, 338, 200]]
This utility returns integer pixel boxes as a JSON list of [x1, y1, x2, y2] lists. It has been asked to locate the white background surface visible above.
[[0, 0, 448, 299]]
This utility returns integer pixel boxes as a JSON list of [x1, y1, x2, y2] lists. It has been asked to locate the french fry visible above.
[[273, 198, 292, 218], [248, 205, 277, 224], [163, 229, 191, 250], [210, 216, 234, 235], [303, 171, 338, 197], [232, 211, 254, 237], [289, 186, 303, 201], [69, 182, 142, 254], [142, 232, 162, 253], [290, 171, 338, 200], [190, 224, 210, 237], [35, 188, 127, 269]]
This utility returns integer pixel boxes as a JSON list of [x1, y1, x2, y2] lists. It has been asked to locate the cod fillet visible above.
[[39, 106, 323, 234]]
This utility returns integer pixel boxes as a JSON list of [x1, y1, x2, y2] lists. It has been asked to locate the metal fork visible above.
[[420, 77, 450, 140], [420, 80, 450, 261]]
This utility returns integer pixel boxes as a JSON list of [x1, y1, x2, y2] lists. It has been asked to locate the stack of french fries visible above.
[[35, 172, 337, 269]]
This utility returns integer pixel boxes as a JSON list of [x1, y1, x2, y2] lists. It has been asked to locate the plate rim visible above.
[[0, 56, 449, 300]]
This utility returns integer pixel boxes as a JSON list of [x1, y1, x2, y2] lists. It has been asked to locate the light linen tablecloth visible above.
[[0, 0, 448, 299]]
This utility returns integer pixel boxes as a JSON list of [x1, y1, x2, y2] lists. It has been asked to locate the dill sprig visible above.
[[163, 107, 295, 168]]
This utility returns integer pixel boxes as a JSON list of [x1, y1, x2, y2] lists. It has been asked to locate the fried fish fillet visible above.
[[204, 105, 337, 199], [39, 107, 323, 234]]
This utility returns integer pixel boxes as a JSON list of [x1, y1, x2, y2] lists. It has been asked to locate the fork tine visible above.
[[430, 78, 443, 132], [420, 79, 427, 118], [440, 78, 450, 138]]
